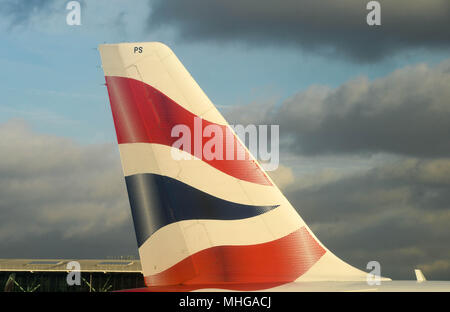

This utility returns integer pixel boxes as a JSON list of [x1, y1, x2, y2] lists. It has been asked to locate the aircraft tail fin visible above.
[[99, 42, 387, 290]]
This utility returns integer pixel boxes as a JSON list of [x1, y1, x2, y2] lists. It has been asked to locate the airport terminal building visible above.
[[0, 259, 145, 292]]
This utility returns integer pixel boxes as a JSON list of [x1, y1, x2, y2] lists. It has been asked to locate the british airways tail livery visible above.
[[98, 42, 449, 292]]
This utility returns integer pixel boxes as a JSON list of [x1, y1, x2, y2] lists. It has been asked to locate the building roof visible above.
[[0, 259, 142, 273]]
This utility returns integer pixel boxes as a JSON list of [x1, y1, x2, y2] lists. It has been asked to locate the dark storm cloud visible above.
[[235, 55, 450, 279], [227, 59, 450, 158], [282, 157, 450, 280], [148, 0, 450, 62], [0, 120, 137, 258]]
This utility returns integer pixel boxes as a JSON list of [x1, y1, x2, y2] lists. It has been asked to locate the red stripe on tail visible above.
[[144, 227, 326, 289], [105, 76, 272, 186]]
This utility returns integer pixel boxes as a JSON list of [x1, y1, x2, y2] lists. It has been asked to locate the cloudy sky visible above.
[[0, 0, 449, 280]]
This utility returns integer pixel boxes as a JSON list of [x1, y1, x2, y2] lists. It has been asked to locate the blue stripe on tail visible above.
[[125, 173, 278, 247]]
